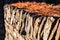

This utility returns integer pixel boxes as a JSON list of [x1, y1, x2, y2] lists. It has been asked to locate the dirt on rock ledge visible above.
[[11, 2, 60, 17]]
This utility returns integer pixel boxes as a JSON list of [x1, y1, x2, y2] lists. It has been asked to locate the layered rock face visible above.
[[4, 2, 60, 40]]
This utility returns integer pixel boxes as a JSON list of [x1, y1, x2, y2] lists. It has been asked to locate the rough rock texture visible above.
[[11, 2, 60, 17], [4, 4, 60, 40]]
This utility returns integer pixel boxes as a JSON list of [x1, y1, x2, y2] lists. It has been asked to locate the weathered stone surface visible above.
[[4, 4, 60, 40]]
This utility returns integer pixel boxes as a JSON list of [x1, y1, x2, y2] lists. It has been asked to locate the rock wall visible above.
[[4, 4, 60, 40]]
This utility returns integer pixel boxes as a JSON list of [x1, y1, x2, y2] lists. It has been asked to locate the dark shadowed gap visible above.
[[40, 17, 48, 40], [38, 16, 44, 26], [21, 29, 27, 35], [40, 17, 47, 33], [51, 27, 57, 40], [36, 32, 38, 39], [40, 33, 43, 40]]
